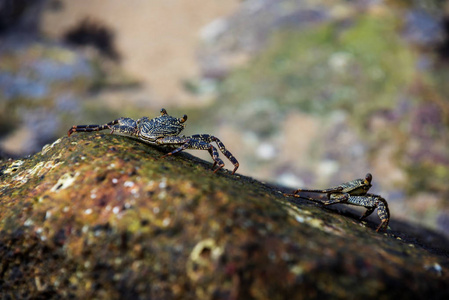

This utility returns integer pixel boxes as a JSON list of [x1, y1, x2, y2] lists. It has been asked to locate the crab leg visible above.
[[292, 186, 344, 195], [67, 120, 120, 136], [374, 197, 390, 232], [157, 136, 226, 173], [189, 134, 239, 174], [343, 194, 390, 232], [291, 192, 350, 205]]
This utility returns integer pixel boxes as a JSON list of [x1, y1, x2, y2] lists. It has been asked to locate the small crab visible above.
[[67, 108, 239, 174], [284, 173, 389, 232]]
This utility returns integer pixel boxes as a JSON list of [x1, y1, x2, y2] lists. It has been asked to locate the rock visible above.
[[1, 133, 448, 299]]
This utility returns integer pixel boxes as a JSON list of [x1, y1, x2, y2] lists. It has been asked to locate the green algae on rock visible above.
[[1, 133, 449, 299]]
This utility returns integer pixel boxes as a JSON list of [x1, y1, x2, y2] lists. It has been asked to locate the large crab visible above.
[[284, 173, 390, 232], [67, 108, 239, 174]]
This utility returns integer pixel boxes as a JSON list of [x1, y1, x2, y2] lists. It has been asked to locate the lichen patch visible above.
[[41, 138, 62, 155], [50, 172, 80, 192], [3, 160, 25, 174]]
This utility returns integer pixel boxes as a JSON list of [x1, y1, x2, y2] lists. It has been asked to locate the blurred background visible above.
[[1, 0, 448, 236]]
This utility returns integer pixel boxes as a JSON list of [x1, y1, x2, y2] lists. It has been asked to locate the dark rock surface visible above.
[[1, 133, 448, 299]]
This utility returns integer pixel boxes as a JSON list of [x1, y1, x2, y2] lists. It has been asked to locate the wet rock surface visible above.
[[1, 133, 449, 299]]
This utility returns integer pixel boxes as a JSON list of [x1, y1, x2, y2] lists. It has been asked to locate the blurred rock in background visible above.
[[1, 0, 449, 236]]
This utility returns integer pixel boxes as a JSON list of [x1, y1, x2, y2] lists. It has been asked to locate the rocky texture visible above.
[[2, 0, 449, 237], [1, 133, 448, 299]]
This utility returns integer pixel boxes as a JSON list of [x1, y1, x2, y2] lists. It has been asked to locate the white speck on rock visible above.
[[295, 215, 305, 223], [50, 172, 79, 192], [124, 181, 134, 188], [159, 178, 167, 189], [162, 217, 171, 227]]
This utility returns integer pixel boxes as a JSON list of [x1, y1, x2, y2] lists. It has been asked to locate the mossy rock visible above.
[[1, 133, 448, 299]]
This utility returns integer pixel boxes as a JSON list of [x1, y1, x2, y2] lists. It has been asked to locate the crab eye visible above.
[[365, 173, 372, 184], [160, 108, 168, 116], [180, 114, 187, 123]]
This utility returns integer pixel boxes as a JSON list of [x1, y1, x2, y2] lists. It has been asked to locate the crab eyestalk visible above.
[[364, 173, 372, 185]]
